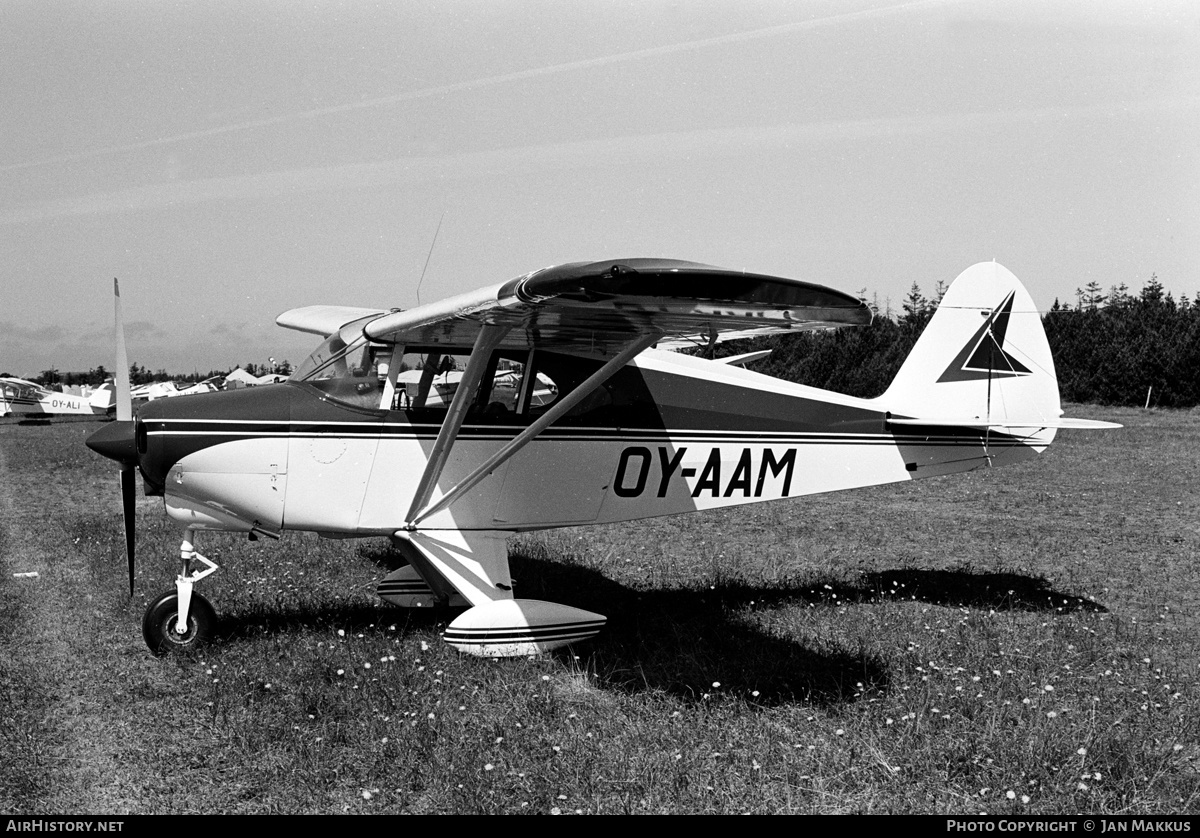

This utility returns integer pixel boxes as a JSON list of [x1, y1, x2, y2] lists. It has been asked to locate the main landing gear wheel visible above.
[[142, 591, 216, 656]]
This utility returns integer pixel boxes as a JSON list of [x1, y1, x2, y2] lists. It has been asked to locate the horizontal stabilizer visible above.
[[887, 416, 1122, 430], [717, 350, 772, 367]]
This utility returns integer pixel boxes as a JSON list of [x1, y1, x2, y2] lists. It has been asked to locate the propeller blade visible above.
[[120, 465, 136, 596], [113, 279, 132, 423]]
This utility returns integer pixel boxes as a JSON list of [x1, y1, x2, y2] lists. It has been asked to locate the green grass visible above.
[[1, 406, 1198, 813]]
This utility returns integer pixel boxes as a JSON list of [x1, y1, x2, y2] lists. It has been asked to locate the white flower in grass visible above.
[[484, 763, 494, 771], [1006, 790, 1015, 800]]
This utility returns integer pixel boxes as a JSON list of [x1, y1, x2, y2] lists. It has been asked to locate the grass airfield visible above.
[[1, 406, 1197, 814]]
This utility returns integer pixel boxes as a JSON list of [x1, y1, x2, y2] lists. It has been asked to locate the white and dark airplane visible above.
[[130, 377, 222, 402], [1, 376, 114, 418], [87, 260, 1118, 658]]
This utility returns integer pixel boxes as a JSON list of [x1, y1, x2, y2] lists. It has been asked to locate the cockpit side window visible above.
[[390, 348, 559, 423], [529, 352, 660, 426]]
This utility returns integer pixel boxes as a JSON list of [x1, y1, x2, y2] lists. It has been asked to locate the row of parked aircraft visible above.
[[1, 369, 287, 418], [84, 259, 1120, 659]]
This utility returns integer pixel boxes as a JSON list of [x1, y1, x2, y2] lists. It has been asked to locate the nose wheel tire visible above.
[[142, 591, 216, 656]]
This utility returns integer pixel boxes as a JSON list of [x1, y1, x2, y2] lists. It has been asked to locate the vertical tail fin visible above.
[[877, 262, 1063, 430]]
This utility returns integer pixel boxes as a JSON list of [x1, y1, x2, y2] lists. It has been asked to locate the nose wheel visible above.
[[142, 591, 216, 655], [141, 527, 221, 656]]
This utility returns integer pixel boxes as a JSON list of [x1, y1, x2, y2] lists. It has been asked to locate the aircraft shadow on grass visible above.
[[212, 547, 1103, 709]]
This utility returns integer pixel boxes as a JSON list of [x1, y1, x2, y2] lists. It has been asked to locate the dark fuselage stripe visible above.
[[146, 429, 1033, 449]]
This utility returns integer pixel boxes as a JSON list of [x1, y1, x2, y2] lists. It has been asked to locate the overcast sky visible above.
[[2, 0, 1197, 377]]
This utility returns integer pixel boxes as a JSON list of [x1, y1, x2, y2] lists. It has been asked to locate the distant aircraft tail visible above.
[[876, 262, 1116, 436], [89, 382, 116, 414]]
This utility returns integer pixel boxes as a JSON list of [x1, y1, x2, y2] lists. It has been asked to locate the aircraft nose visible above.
[[86, 419, 138, 466]]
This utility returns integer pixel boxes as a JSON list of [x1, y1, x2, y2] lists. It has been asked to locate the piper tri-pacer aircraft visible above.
[[87, 259, 1117, 657], [1, 376, 114, 418]]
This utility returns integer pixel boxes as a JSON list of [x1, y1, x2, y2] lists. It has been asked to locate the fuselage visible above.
[[129, 350, 1043, 537], [1, 377, 111, 416]]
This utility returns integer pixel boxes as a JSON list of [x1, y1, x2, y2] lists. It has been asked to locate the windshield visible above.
[[293, 317, 391, 409]]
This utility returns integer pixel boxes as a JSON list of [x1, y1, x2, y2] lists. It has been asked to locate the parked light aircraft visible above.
[[130, 377, 222, 402], [1, 377, 114, 418], [87, 260, 1118, 657]]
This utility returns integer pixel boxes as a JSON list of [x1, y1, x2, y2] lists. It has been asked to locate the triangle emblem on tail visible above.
[[937, 291, 1032, 383]]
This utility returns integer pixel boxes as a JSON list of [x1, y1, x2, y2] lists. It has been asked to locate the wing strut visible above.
[[406, 331, 662, 528], [404, 323, 512, 524]]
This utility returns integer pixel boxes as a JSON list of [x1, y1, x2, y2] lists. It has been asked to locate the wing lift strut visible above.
[[385, 326, 660, 656], [403, 327, 661, 529]]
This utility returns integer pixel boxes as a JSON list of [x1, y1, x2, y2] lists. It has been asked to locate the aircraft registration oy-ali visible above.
[[85, 259, 1119, 657], [1, 377, 114, 418]]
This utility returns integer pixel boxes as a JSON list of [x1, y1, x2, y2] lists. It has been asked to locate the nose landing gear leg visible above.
[[141, 528, 220, 656]]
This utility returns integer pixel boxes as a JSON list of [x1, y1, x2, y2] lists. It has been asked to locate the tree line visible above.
[[12, 360, 294, 389], [714, 274, 1200, 408]]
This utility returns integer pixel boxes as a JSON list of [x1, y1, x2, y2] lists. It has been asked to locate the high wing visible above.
[[289, 259, 871, 351], [276, 305, 388, 338]]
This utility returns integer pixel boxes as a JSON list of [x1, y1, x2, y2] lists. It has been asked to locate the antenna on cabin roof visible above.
[[415, 212, 446, 307]]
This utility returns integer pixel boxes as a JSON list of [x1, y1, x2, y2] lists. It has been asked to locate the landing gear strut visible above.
[[142, 527, 220, 656]]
